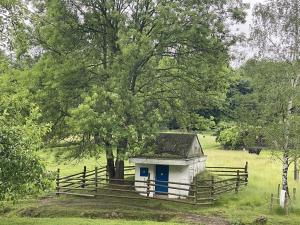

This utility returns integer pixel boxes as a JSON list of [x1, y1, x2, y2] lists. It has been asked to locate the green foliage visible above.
[[249, 0, 300, 164], [216, 123, 244, 150], [0, 0, 248, 178], [25, 0, 246, 156], [237, 60, 300, 155], [234, 58, 300, 192], [0, 108, 51, 201], [0, 55, 51, 202]]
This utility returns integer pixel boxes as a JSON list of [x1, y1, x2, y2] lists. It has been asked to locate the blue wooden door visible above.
[[155, 165, 169, 194]]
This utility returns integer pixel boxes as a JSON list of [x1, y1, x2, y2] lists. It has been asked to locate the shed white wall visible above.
[[134, 157, 207, 199], [168, 165, 190, 198], [169, 157, 207, 199], [188, 157, 207, 182], [134, 164, 155, 197], [188, 137, 202, 157]]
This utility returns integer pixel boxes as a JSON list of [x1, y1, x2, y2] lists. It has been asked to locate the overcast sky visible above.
[[237, 0, 266, 34], [231, 0, 266, 66]]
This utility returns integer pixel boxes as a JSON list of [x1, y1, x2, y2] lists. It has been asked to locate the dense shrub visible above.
[[215, 122, 266, 150], [0, 108, 51, 201], [215, 124, 245, 150]]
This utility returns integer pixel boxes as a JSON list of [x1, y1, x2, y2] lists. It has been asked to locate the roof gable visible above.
[[153, 133, 203, 158]]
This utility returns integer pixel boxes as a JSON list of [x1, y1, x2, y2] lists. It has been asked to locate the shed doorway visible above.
[[155, 165, 169, 194]]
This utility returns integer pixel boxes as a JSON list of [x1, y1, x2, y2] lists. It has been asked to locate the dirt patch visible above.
[[19, 207, 41, 218], [179, 214, 230, 225], [80, 210, 172, 221], [0, 206, 12, 215], [81, 210, 125, 219], [18, 203, 174, 222]]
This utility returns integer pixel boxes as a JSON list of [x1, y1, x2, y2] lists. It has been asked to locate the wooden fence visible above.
[[206, 162, 248, 178], [55, 163, 248, 206], [269, 184, 297, 215]]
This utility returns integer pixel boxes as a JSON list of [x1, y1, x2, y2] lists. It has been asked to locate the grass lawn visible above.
[[1, 134, 299, 225], [0, 217, 179, 225]]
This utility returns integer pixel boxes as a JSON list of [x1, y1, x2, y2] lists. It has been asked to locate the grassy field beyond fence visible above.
[[199, 135, 300, 224]]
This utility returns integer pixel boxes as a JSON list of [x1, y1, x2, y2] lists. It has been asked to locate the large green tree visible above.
[[21, 0, 247, 178]]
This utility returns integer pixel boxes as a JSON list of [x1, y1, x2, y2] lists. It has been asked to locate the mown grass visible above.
[[0, 217, 179, 225], [1, 134, 299, 224]]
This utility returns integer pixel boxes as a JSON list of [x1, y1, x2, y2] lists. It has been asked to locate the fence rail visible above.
[[206, 161, 248, 184], [56, 162, 248, 206]]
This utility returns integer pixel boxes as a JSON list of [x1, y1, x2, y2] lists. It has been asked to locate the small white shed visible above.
[[129, 133, 207, 199]]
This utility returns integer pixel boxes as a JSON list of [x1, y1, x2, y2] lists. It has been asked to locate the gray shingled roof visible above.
[[136, 132, 201, 159], [135, 133, 203, 159], [155, 133, 195, 157]]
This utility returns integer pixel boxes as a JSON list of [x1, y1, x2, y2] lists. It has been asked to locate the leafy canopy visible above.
[[25, 0, 247, 156]]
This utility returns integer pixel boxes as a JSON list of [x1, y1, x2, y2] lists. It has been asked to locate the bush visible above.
[[216, 124, 244, 150], [0, 107, 51, 201]]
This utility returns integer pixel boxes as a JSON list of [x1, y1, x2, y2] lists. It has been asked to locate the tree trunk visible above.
[[294, 158, 299, 181], [106, 148, 115, 179], [115, 159, 124, 180], [114, 138, 127, 182], [281, 80, 294, 195], [282, 150, 289, 192], [281, 99, 292, 196], [94, 132, 101, 145]]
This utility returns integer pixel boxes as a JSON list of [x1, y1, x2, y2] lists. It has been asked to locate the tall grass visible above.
[[39, 147, 107, 176], [199, 134, 300, 224]]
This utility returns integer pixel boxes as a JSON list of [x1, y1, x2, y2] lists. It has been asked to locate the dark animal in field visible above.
[[247, 147, 262, 155]]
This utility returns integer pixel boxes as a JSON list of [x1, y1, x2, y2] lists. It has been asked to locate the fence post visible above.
[[56, 168, 60, 196], [210, 176, 215, 199], [270, 193, 274, 213], [106, 165, 108, 183], [95, 167, 98, 192], [235, 170, 240, 194], [244, 161, 248, 185], [294, 159, 299, 181], [82, 166, 86, 188], [293, 188, 296, 201], [147, 173, 150, 198], [277, 184, 281, 198], [194, 176, 198, 204]]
